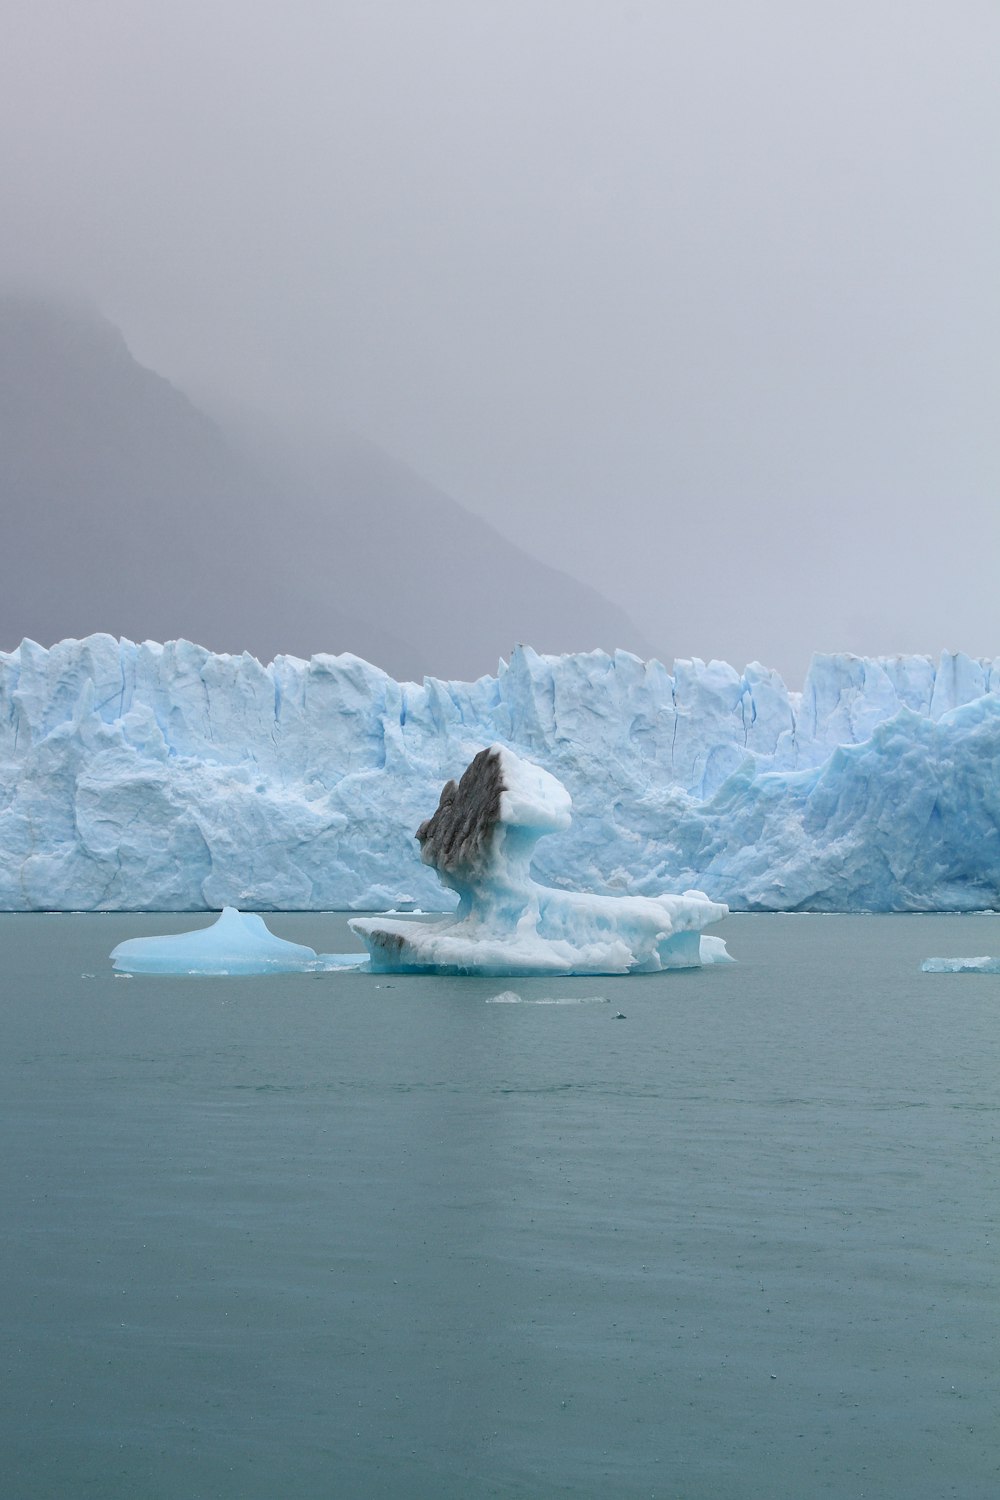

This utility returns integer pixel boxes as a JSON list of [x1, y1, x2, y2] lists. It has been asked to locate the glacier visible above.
[[351, 745, 730, 975], [1, 634, 999, 912]]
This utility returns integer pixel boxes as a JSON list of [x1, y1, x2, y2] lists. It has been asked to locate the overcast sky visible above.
[[2, 0, 998, 684]]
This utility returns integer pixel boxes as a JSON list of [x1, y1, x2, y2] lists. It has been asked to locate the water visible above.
[[2, 912, 998, 1499]]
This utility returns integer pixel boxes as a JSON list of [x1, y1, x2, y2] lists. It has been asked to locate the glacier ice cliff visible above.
[[1, 634, 998, 912], [351, 745, 730, 975]]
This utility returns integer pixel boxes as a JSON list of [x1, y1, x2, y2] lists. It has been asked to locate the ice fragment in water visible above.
[[921, 955, 1000, 973], [110, 906, 364, 975]]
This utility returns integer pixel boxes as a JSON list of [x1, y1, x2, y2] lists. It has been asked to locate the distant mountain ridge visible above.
[[0, 294, 650, 679]]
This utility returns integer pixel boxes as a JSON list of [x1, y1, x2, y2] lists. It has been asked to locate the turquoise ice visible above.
[[2, 635, 998, 911], [110, 906, 362, 975]]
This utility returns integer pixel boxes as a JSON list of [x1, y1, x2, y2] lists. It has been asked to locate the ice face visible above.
[[109, 906, 363, 975], [350, 745, 730, 975], [2, 635, 999, 912]]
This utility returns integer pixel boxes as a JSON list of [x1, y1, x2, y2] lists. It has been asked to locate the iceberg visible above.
[[350, 746, 730, 975], [109, 905, 363, 975], [485, 992, 611, 1004], [921, 956, 1000, 974], [1, 635, 999, 912]]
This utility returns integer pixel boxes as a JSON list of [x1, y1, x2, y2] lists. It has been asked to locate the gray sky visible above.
[[2, 0, 998, 684]]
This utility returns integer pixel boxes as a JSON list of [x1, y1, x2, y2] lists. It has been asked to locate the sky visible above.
[[2, 0, 998, 684]]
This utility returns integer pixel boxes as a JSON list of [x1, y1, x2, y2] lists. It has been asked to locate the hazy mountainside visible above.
[[0, 295, 650, 679]]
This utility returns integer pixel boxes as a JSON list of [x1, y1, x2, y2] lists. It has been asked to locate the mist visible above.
[[2, 0, 998, 684]]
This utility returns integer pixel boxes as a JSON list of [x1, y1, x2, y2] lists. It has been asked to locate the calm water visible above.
[[1, 912, 998, 1499]]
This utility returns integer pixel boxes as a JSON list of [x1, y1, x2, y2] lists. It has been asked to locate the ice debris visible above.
[[350, 745, 731, 975], [921, 955, 1000, 973], [110, 906, 365, 975], [485, 992, 609, 1004]]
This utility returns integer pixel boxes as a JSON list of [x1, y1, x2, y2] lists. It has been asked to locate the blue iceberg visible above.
[[921, 955, 1000, 974], [110, 906, 361, 975], [350, 745, 732, 976]]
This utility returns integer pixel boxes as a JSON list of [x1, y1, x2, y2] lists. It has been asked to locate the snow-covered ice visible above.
[[110, 906, 364, 975], [921, 955, 1000, 974], [2, 635, 999, 912], [350, 746, 730, 975]]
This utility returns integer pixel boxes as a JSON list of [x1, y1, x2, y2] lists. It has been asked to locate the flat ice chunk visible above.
[[921, 955, 1000, 973], [351, 745, 731, 976], [485, 992, 610, 1005], [110, 906, 345, 975]]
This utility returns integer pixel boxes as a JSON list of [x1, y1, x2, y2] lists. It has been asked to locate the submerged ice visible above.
[[2, 635, 999, 912], [351, 746, 730, 975]]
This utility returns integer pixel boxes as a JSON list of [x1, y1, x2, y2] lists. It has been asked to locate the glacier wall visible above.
[[1, 634, 998, 912]]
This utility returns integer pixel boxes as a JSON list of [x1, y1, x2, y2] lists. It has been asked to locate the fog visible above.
[[2, 0, 998, 683]]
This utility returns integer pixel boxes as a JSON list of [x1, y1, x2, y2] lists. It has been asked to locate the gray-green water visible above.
[[2, 913, 998, 1499]]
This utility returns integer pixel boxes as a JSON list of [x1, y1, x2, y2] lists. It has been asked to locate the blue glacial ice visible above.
[[1, 634, 999, 912], [350, 745, 731, 975], [920, 956, 1000, 974], [110, 906, 365, 975]]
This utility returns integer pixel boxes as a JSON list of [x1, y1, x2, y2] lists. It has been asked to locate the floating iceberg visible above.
[[921, 955, 1000, 974], [350, 746, 731, 975], [485, 992, 611, 1005], [109, 906, 363, 975], [2, 635, 999, 912]]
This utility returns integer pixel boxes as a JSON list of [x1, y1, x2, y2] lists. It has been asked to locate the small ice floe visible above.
[[110, 907, 367, 976], [486, 991, 608, 1005], [921, 955, 1000, 974]]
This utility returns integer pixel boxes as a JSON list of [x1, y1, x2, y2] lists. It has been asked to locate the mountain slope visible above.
[[0, 295, 651, 679]]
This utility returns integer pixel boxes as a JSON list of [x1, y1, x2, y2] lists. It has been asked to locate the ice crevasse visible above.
[[1, 634, 998, 912]]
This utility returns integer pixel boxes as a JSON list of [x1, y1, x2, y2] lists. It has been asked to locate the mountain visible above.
[[0, 295, 651, 679]]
